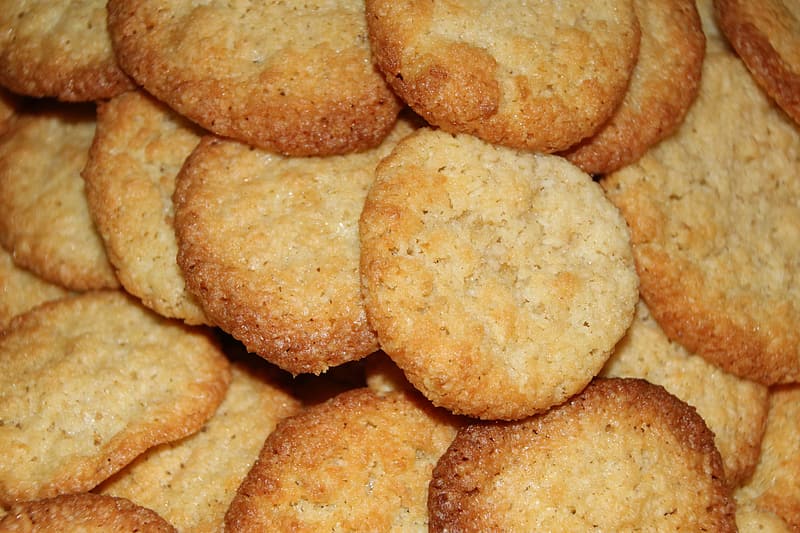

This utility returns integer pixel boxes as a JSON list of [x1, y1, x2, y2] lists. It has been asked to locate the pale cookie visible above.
[[0, 104, 119, 291], [0, 493, 175, 532], [715, 0, 800, 126], [98, 359, 299, 533], [735, 502, 793, 533], [0, 290, 231, 506], [365, 0, 640, 153], [360, 128, 638, 420], [174, 118, 417, 375], [0, 1, 134, 101], [107, 0, 401, 156], [602, 51, 800, 385], [697, 0, 735, 53], [735, 385, 800, 530], [224, 387, 461, 532], [601, 300, 769, 486], [83, 90, 209, 325], [428, 378, 736, 532], [563, 0, 705, 175]]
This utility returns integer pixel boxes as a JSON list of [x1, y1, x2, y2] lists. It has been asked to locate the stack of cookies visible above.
[[0, 0, 797, 531]]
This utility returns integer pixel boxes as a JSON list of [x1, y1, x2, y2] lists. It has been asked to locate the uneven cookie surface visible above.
[[360, 128, 638, 420], [366, 0, 640, 152], [107, 0, 401, 156], [428, 378, 736, 532], [0, 291, 231, 505]]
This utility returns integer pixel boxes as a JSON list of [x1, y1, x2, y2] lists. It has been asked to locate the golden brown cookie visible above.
[[365, 0, 640, 153], [601, 300, 769, 486], [602, 50, 800, 385], [174, 118, 417, 375], [107, 0, 401, 156], [97, 359, 299, 533], [563, 0, 705, 174], [0, 290, 231, 506], [428, 378, 736, 532], [360, 128, 638, 420], [0, 90, 19, 137], [0, 1, 134, 101], [224, 387, 461, 532], [0, 493, 175, 532], [715, 0, 800, 126], [83, 90, 209, 325], [0, 104, 119, 291]]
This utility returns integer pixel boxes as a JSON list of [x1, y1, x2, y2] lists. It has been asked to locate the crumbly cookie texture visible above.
[[83, 90, 209, 325], [0, 291, 231, 505], [603, 50, 800, 385], [107, 0, 401, 156], [428, 378, 736, 532], [366, 0, 640, 152], [360, 128, 638, 420], [0, 1, 134, 101]]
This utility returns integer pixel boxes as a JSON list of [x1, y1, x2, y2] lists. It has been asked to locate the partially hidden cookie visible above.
[[0, 104, 119, 291], [0, 1, 134, 101], [602, 50, 800, 385], [0, 90, 19, 137], [224, 387, 461, 532], [735, 502, 793, 533], [600, 300, 769, 486], [97, 359, 299, 533], [0, 290, 231, 506], [715, 0, 800, 126], [360, 128, 639, 420], [428, 378, 736, 532], [563, 0, 705, 175], [365, 0, 640, 153], [83, 90, 209, 325], [107, 0, 401, 156], [174, 118, 418, 375]]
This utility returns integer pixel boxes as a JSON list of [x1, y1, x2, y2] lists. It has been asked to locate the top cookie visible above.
[[0, 1, 134, 101], [107, 0, 401, 156], [365, 0, 640, 153]]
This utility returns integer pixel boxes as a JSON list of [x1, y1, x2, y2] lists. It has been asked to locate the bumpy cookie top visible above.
[[360, 129, 638, 420]]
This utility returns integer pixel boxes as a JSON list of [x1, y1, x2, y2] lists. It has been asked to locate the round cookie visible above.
[[563, 0, 705, 175], [602, 51, 800, 385], [107, 0, 401, 156], [98, 359, 300, 533], [360, 128, 639, 420], [600, 300, 769, 486], [428, 378, 736, 532], [0, 493, 175, 532], [174, 118, 417, 376], [0, 290, 231, 505], [365, 0, 640, 153], [0, 104, 119, 291], [715, 0, 800, 126], [83, 90, 209, 325], [224, 387, 461, 532], [0, 1, 134, 101]]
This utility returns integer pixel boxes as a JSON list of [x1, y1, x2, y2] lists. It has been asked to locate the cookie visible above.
[[0, 103, 119, 291], [735, 385, 800, 530], [365, 0, 640, 153], [715, 0, 800, 126], [97, 359, 299, 532], [563, 0, 705, 175], [428, 378, 736, 532], [697, 0, 735, 53], [0, 493, 175, 532], [735, 502, 793, 533], [224, 387, 461, 532], [83, 90, 209, 325], [360, 128, 638, 420], [602, 50, 800, 385], [174, 118, 417, 375], [0, 90, 18, 136], [107, 0, 401, 156], [600, 300, 769, 486], [0, 290, 231, 505], [0, 1, 134, 101]]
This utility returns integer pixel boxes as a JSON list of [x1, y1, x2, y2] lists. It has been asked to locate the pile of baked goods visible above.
[[0, 0, 797, 531]]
